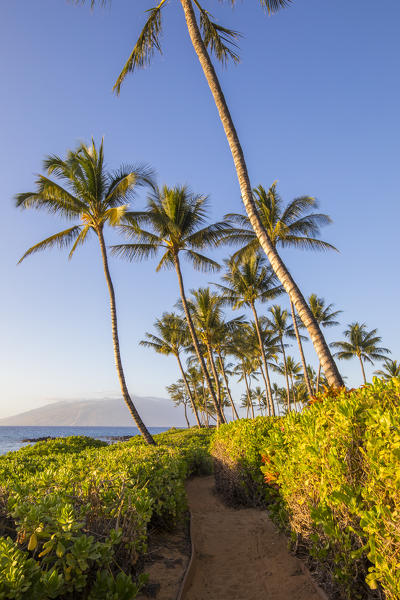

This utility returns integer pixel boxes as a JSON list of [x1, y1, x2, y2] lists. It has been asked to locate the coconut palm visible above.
[[267, 305, 296, 412], [112, 185, 230, 425], [140, 312, 201, 427], [209, 324, 240, 420], [253, 386, 268, 415], [214, 255, 283, 415], [332, 323, 391, 385], [166, 380, 191, 427], [374, 359, 400, 380], [15, 139, 156, 445], [308, 294, 342, 393], [275, 355, 302, 411], [82, 0, 343, 389], [246, 319, 280, 416], [225, 182, 338, 396], [185, 286, 243, 424]]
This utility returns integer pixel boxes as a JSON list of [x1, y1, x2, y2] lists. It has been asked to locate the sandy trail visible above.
[[184, 476, 324, 600]]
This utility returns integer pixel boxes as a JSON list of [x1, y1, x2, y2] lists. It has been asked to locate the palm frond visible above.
[[69, 225, 91, 259], [110, 242, 158, 262], [113, 0, 168, 94], [185, 250, 221, 272], [194, 0, 240, 65], [18, 226, 82, 264], [104, 205, 128, 226]]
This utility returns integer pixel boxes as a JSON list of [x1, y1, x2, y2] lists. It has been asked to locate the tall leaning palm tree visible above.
[[225, 182, 338, 397], [80, 0, 343, 389], [15, 140, 156, 445], [140, 312, 201, 427], [112, 185, 229, 425], [332, 322, 391, 385]]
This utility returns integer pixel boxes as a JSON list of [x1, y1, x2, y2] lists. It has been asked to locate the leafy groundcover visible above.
[[211, 378, 400, 600], [0, 428, 212, 599]]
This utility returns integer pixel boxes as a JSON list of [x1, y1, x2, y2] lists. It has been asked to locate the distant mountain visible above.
[[0, 396, 188, 427]]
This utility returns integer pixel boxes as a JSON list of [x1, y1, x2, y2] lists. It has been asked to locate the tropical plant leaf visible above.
[[113, 0, 168, 94]]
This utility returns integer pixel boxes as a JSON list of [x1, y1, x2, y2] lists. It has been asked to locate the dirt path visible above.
[[184, 476, 325, 600]]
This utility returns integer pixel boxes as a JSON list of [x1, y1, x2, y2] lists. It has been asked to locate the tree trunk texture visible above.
[[290, 300, 313, 398], [97, 228, 155, 445], [176, 353, 201, 428], [174, 254, 225, 425], [179, 0, 343, 389]]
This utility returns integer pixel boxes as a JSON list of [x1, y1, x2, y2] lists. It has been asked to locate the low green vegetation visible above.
[[0, 429, 212, 599], [211, 378, 400, 600]]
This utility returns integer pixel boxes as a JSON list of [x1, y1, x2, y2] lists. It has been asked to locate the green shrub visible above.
[[211, 379, 400, 600], [0, 427, 212, 599]]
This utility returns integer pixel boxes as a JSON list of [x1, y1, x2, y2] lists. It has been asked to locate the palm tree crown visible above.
[[112, 185, 229, 272], [16, 139, 153, 261], [332, 322, 391, 385], [374, 359, 400, 380], [224, 182, 336, 261]]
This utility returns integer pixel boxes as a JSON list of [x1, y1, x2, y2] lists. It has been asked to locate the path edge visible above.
[[176, 511, 196, 600]]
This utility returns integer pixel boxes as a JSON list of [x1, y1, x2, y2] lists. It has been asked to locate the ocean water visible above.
[[0, 426, 171, 456]]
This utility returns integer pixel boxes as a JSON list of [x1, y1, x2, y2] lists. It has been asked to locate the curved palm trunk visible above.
[[176, 353, 201, 428], [180, 0, 343, 390], [97, 228, 155, 445], [217, 351, 239, 420], [173, 254, 224, 425], [280, 338, 291, 413], [359, 355, 367, 384], [250, 303, 274, 416], [290, 300, 313, 398]]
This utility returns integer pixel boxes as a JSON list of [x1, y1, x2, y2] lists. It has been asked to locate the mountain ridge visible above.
[[0, 396, 187, 427]]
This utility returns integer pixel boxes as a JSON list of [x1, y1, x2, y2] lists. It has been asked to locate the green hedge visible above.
[[0, 428, 212, 599], [211, 378, 400, 600]]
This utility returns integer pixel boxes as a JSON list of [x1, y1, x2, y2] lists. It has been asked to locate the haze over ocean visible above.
[[1, 0, 399, 418]]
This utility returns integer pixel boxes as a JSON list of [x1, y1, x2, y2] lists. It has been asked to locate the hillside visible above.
[[0, 396, 187, 427]]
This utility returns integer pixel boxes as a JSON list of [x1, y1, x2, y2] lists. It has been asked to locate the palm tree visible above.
[[112, 185, 230, 425], [225, 182, 338, 397], [267, 305, 296, 412], [208, 323, 240, 420], [215, 255, 283, 415], [253, 386, 268, 415], [140, 312, 201, 427], [185, 286, 244, 424], [374, 359, 400, 380], [15, 140, 156, 445], [166, 380, 191, 427], [308, 294, 342, 393], [82, 0, 344, 389], [332, 322, 391, 385]]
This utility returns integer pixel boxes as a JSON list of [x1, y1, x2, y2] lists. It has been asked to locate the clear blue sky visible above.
[[1, 0, 399, 418]]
